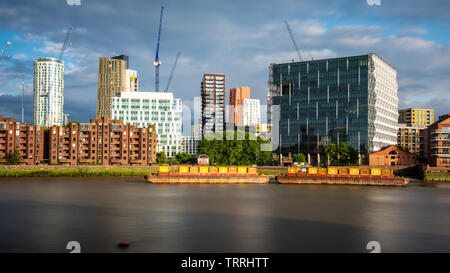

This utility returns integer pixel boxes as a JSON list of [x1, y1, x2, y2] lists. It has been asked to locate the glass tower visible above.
[[269, 53, 398, 164]]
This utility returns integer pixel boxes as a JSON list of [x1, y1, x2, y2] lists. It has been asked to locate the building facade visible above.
[[229, 86, 250, 126], [181, 136, 200, 155], [201, 74, 225, 136], [425, 114, 450, 167], [270, 53, 399, 164], [33, 57, 64, 127], [125, 69, 138, 92], [191, 123, 202, 138], [397, 124, 426, 156], [96, 55, 130, 119], [369, 145, 417, 167], [0, 116, 156, 165], [399, 108, 434, 126], [0, 116, 45, 165], [243, 98, 261, 126], [110, 91, 182, 157]]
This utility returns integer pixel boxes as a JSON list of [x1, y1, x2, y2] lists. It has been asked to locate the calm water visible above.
[[0, 177, 449, 253]]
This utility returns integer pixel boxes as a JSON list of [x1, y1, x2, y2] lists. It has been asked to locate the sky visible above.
[[0, 0, 449, 135]]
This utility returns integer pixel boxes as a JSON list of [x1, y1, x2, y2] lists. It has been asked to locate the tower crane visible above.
[[164, 52, 180, 93], [59, 27, 72, 61], [284, 20, 313, 61], [154, 6, 164, 92], [0, 41, 12, 65]]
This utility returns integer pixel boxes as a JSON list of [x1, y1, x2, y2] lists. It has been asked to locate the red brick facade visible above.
[[0, 116, 157, 165], [369, 145, 417, 167], [425, 114, 450, 167]]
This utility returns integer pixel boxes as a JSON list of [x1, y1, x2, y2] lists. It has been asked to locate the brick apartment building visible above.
[[0, 116, 157, 165], [425, 113, 450, 167], [0, 116, 45, 165]]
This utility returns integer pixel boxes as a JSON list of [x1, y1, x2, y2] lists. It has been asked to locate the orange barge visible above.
[[276, 167, 409, 186], [145, 166, 270, 184]]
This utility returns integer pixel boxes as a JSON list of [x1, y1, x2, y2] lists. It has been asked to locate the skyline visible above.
[[0, 0, 449, 132]]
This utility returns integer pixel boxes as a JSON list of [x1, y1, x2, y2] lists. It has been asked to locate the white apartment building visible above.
[[182, 136, 200, 155], [110, 91, 182, 157], [191, 123, 202, 138], [33, 57, 64, 127], [243, 98, 260, 126], [126, 69, 138, 92]]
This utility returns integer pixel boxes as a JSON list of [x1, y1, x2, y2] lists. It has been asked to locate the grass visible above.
[[423, 173, 450, 182], [0, 168, 158, 177], [257, 169, 287, 176]]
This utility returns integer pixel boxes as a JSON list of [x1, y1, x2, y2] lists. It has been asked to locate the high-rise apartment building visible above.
[[110, 91, 183, 157], [397, 124, 426, 156], [96, 55, 131, 118], [398, 108, 434, 126], [126, 69, 138, 92], [33, 57, 64, 127], [243, 98, 261, 126], [201, 74, 225, 136], [269, 53, 399, 164], [229, 86, 250, 126], [191, 123, 202, 138]]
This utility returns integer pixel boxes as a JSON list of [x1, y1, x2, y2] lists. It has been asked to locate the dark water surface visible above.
[[0, 177, 449, 253]]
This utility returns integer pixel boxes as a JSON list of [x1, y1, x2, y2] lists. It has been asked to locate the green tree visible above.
[[324, 142, 359, 166], [292, 153, 306, 164], [197, 130, 271, 166], [7, 149, 22, 165], [156, 151, 168, 164], [176, 152, 192, 164]]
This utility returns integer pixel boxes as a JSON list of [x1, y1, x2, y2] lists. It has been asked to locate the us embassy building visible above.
[[268, 53, 399, 165]]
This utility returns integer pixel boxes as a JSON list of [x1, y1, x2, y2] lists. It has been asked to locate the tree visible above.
[[324, 142, 359, 166], [176, 152, 192, 164], [292, 153, 306, 164], [7, 149, 22, 165], [197, 130, 272, 166], [156, 152, 168, 164]]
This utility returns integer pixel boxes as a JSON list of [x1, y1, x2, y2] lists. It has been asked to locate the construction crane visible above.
[[154, 6, 164, 92], [284, 20, 303, 62], [59, 27, 72, 61], [164, 52, 180, 93], [0, 41, 12, 65]]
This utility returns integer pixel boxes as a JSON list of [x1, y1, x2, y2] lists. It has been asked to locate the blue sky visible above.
[[0, 0, 449, 134]]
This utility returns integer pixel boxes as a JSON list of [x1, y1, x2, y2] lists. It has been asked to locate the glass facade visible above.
[[270, 53, 398, 162]]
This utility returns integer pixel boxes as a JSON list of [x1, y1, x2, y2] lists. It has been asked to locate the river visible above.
[[0, 177, 449, 252]]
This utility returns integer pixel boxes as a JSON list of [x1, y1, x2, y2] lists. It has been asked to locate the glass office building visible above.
[[269, 53, 398, 164]]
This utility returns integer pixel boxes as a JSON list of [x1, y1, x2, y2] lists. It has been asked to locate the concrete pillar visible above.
[[307, 153, 311, 164], [317, 153, 320, 166]]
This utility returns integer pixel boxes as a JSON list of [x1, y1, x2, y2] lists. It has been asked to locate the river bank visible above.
[[0, 165, 287, 177]]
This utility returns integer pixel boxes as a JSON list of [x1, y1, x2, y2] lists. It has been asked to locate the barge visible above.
[[276, 167, 409, 186], [145, 166, 270, 184]]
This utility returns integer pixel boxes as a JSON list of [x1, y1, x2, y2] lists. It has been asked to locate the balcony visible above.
[[431, 129, 450, 134], [431, 137, 450, 142]]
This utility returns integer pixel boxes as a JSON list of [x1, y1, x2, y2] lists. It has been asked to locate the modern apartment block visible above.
[[181, 136, 200, 155], [397, 124, 426, 156], [0, 116, 157, 165], [399, 108, 434, 126], [110, 91, 182, 157], [48, 117, 156, 165], [33, 57, 64, 127], [229, 86, 250, 126], [269, 53, 399, 164], [243, 98, 261, 126], [126, 69, 138, 92], [96, 55, 136, 118], [425, 114, 450, 167], [201, 74, 225, 136], [191, 123, 202, 138], [0, 116, 45, 165]]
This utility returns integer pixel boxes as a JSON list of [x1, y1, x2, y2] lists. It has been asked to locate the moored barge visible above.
[[277, 167, 409, 186], [145, 166, 270, 184]]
